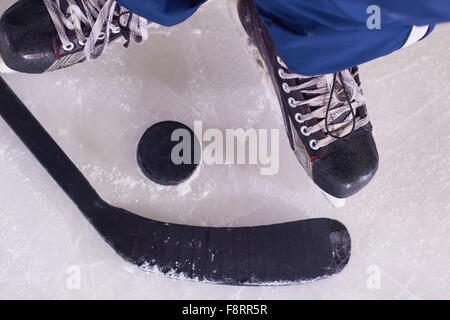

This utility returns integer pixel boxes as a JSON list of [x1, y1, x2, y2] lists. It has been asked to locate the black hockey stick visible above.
[[0, 77, 351, 285]]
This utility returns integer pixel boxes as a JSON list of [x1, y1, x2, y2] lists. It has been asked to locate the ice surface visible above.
[[0, 0, 449, 299]]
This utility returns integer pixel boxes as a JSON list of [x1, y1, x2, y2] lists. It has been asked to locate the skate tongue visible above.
[[324, 71, 362, 126], [291, 77, 322, 112], [59, 0, 88, 18], [59, 0, 114, 23], [291, 71, 361, 126]]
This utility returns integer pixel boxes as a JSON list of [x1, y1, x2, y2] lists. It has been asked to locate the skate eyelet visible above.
[[282, 83, 291, 94], [309, 140, 320, 150], [63, 42, 75, 52], [278, 68, 285, 79], [276, 56, 283, 65], [288, 97, 297, 108], [295, 113, 305, 123], [300, 126, 310, 136], [78, 39, 87, 46], [98, 32, 106, 40]]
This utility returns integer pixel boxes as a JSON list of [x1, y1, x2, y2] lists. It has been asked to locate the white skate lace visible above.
[[44, 0, 151, 60], [277, 57, 370, 150]]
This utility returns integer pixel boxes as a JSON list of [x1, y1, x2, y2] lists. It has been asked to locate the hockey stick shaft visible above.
[[0, 77, 103, 213]]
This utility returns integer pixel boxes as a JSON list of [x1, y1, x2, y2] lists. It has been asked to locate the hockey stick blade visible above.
[[0, 77, 351, 285]]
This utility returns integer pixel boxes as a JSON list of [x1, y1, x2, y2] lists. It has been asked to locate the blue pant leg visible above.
[[253, 0, 447, 75], [116, 0, 207, 26]]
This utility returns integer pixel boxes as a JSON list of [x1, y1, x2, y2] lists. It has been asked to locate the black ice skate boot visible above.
[[0, 0, 151, 73], [236, 0, 379, 203]]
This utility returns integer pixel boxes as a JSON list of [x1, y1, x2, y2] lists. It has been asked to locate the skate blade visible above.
[[0, 53, 15, 73], [323, 192, 346, 208]]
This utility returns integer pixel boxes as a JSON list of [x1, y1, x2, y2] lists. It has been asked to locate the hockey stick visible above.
[[0, 77, 351, 285]]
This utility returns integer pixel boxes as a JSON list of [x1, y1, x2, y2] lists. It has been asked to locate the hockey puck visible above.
[[137, 121, 201, 186]]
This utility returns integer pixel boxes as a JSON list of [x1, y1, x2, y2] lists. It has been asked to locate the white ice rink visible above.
[[0, 0, 449, 299]]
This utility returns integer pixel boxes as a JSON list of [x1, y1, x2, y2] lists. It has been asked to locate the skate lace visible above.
[[44, 0, 151, 60], [277, 57, 370, 150]]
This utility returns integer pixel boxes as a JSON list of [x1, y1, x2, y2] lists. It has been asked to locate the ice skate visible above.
[[0, 0, 151, 74], [236, 0, 379, 201]]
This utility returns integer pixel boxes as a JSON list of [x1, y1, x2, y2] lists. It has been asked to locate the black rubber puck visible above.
[[137, 121, 201, 186]]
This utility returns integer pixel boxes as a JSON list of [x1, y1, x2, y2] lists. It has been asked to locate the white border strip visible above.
[[403, 25, 429, 48]]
